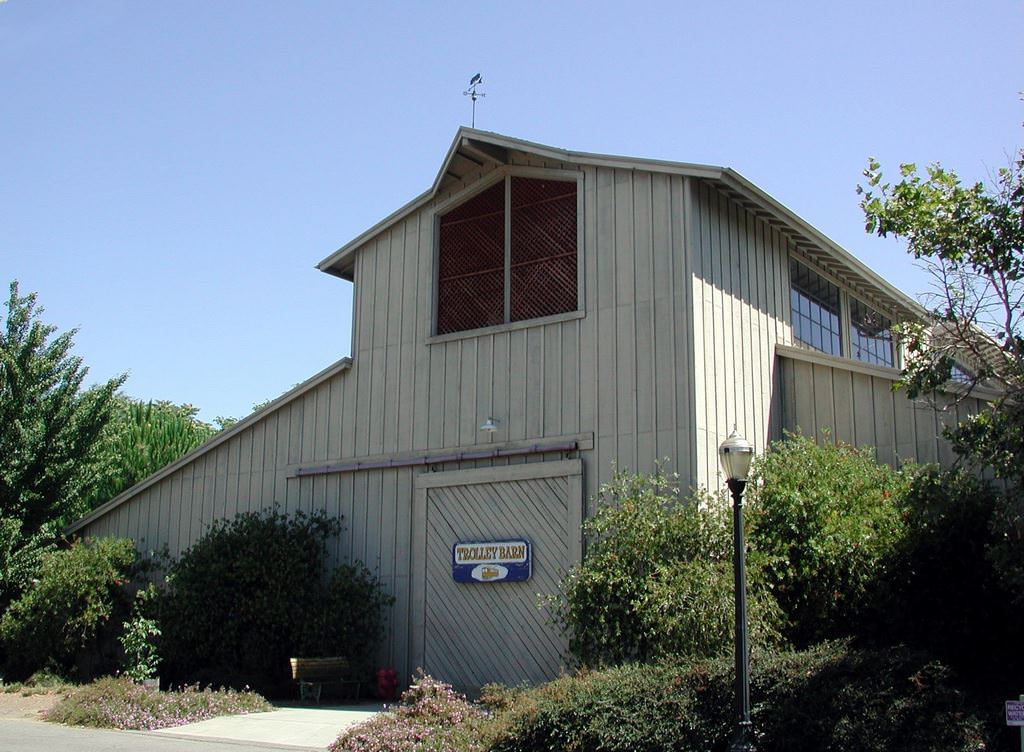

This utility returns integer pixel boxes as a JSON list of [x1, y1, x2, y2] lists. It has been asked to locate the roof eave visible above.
[[718, 168, 928, 320]]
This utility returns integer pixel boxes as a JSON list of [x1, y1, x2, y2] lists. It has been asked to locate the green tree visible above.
[[1, 282, 124, 603], [85, 396, 216, 510], [858, 144, 1023, 485]]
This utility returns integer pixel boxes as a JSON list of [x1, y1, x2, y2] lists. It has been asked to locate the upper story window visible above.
[[790, 258, 842, 356], [950, 362, 974, 385], [436, 174, 578, 335], [850, 298, 894, 367], [790, 256, 902, 368]]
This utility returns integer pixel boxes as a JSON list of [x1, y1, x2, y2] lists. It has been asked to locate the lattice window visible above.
[[790, 258, 842, 356], [436, 175, 578, 335], [510, 177, 578, 321], [850, 297, 894, 367], [437, 181, 506, 335]]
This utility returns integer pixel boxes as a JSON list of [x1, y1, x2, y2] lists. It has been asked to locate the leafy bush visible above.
[[301, 563, 396, 670], [0, 537, 137, 680], [552, 468, 782, 666], [330, 672, 488, 752], [45, 676, 271, 729], [159, 508, 393, 693], [866, 468, 1024, 694], [746, 434, 910, 645], [119, 588, 161, 682], [487, 642, 988, 752], [989, 490, 1024, 606]]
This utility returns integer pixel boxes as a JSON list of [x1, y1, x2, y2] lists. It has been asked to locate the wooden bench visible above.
[[289, 657, 363, 703]]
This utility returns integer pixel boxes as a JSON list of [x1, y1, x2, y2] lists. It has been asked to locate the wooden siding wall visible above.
[[79, 155, 719, 682], [688, 180, 793, 488], [776, 354, 984, 467]]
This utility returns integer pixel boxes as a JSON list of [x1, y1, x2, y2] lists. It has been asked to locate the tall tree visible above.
[[858, 145, 1023, 484], [0, 282, 125, 600], [85, 396, 216, 510]]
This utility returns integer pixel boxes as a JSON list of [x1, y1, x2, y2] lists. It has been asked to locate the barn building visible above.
[[68, 129, 982, 692]]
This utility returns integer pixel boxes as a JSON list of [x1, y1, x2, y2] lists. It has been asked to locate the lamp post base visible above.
[[727, 720, 756, 751]]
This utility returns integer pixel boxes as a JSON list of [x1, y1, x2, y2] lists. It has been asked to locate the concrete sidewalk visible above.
[[147, 704, 384, 750]]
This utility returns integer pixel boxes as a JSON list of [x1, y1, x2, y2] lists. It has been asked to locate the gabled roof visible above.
[[317, 128, 925, 321]]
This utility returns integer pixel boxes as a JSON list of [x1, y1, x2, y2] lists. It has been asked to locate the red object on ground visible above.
[[375, 667, 399, 700]]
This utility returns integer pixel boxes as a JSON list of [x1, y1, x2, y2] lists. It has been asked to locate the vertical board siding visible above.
[[689, 181, 790, 490], [778, 354, 981, 466]]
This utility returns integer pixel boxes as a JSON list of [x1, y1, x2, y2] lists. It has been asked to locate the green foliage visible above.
[[45, 676, 272, 729], [0, 516, 56, 609], [0, 281, 125, 605], [119, 588, 161, 682], [86, 397, 217, 511], [746, 434, 910, 646], [859, 150, 1024, 487], [866, 469, 1024, 693], [300, 562, 396, 672], [0, 537, 137, 679], [486, 642, 987, 752], [159, 508, 393, 693], [988, 490, 1024, 605], [552, 468, 782, 666]]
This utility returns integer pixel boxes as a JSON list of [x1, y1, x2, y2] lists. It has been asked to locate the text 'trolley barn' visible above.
[[69, 129, 983, 692]]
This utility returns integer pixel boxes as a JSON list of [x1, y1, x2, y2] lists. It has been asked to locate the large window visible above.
[[850, 298, 894, 367], [790, 258, 842, 356], [790, 257, 901, 368], [436, 175, 578, 335]]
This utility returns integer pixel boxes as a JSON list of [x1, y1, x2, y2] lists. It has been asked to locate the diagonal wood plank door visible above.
[[423, 474, 570, 693]]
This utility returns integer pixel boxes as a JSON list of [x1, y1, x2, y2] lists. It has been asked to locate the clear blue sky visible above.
[[2, 1, 1020, 423]]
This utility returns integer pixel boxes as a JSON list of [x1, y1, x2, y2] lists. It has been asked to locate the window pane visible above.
[[510, 177, 577, 321], [437, 181, 505, 334], [790, 258, 842, 356], [850, 297, 894, 367]]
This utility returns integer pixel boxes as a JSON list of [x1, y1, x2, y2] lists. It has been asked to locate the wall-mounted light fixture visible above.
[[479, 417, 499, 433]]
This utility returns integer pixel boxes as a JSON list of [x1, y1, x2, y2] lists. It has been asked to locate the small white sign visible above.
[[470, 563, 509, 582], [1006, 700, 1024, 727]]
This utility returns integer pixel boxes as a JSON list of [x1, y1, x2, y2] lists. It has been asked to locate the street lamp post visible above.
[[719, 428, 756, 752]]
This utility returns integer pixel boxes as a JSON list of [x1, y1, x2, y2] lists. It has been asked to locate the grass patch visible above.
[[45, 676, 272, 730], [0, 670, 76, 696]]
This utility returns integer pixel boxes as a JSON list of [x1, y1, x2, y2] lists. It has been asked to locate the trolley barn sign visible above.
[[452, 540, 531, 583]]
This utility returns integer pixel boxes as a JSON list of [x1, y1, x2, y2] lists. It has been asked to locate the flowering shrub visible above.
[[330, 673, 489, 752], [45, 676, 271, 730]]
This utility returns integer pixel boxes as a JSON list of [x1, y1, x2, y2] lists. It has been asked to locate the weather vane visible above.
[[463, 73, 485, 128]]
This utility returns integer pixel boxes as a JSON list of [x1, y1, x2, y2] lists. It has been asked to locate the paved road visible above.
[[0, 719, 318, 752]]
